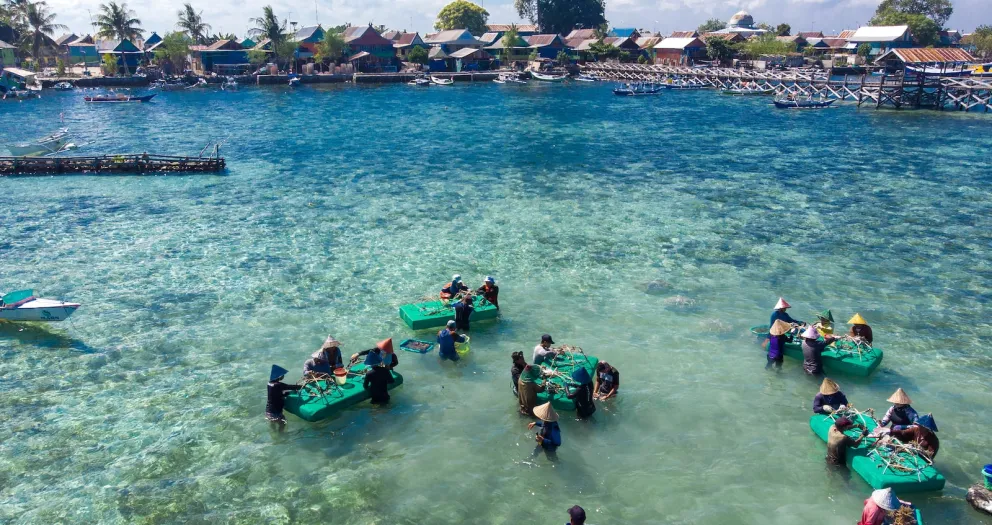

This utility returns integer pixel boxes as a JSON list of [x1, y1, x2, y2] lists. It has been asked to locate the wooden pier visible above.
[[581, 63, 992, 112], [0, 154, 226, 176]]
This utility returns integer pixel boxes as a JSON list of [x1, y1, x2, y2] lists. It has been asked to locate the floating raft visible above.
[[750, 326, 883, 376], [809, 413, 945, 493], [398, 298, 498, 330], [283, 365, 403, 422], [536, 352, 599, 412], [0, 154, 225, 176]]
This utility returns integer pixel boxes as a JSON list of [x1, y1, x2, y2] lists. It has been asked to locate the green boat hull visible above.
[[284, 365, 404, 422], [535, 353, 599, 411], [809, 414, 945, 493], [751, 325, 883, 376], [399, 299, 498, 330]]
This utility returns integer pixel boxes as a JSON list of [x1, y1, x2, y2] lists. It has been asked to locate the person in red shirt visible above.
[[858, 488, 910, 525]]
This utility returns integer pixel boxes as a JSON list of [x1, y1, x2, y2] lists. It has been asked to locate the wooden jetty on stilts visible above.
[[0, 153, 226, 176], [581, 63, 992, 112]]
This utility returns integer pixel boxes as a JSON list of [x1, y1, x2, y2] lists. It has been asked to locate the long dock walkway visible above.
[[0, 154, 226, 176], [581, 63, 992, 112]]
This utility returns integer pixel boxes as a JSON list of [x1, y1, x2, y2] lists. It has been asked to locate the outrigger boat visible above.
[[6, 128, 74, 157], [723, 86, 775, 95], [773, 97, 835, 109], [430, 75, 454, 86], [529, 70, 566, 82], [83, 93, 156, 103], [0, 289, 80, 322], [664, 81, 707, 90], [613, 82, 663, 96]]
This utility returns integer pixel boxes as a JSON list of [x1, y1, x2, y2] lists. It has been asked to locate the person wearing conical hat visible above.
[[319, 335, 344, 369], [813, 378, 850, 415], [527, 402, 562, 450], [815, 309, 834, 336], [769, 297, 804, 329], [766, 319, 792, 369], [266, 365, 302, 432], [801, 324, 839, 376], [858, 487, 910, 525], [847, 313, 874, 345], [566, 367, 596, 418], [362, 352, 396, 405], [302, 349, 333, 378], [891, 412, 940, 458], [351, 338, 399, 370], [880, 388, 919, 428]]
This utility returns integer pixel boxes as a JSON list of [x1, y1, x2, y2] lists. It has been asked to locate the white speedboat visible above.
[[54, 82, 74, 90], [0, 290, 80, 322], [7, 128, 72, 157], [529, 70, 566, 82], [408, 76, 431, 86], [430, 76, 453, 86], [288, 77, 301, 87], [574, 74, 597, 82], [221, 77, 238, 91]]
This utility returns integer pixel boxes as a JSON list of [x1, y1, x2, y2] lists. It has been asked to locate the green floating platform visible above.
[[399, 299, 498, 330], [809, 413, 945, 493], [535, 353, 599, 412], [750, 326, 883, 377], [284, 364, 404, 422]]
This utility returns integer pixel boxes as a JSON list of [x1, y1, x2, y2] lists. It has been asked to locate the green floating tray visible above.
[[809, 413, 945, 493], [534, 353, 599, 412], [751, 325, 883, 377], [399, 299, 498, 330], [284, 364, 404, 422]]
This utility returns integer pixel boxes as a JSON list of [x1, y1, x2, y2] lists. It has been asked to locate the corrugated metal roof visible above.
[[610, 28, 639, 38], [428, 46, 447, 58], [566, 29, 597, 40], [0, 39, 16, 49], [882, 47, 975, 64], [382, 31, 401, 41], [55, 33, 78, 45], [850, 26, 913, 42], [294, 25, 322, 41], [393, 33, 422, 46], [837, 30, 857, 40], [669, 31, 698, 38], [449, 47, 488, 58], [486, 24, 538, 32], [572, 39, 597, 51], [821, 38, 848, 48], [798, 31, 823, 38], [424, 29, 480, 45], [478, 32, 500, 45], [655, 37, 703, 50], [635, 37, 662, 49], [484, 35, 529, 50], [525, 34, 561, 47]]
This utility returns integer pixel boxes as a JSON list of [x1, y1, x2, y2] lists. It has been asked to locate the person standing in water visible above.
[[527, 402, 561, 451], [453, 294, 474, 331], [567, 367, 596, 418], [476, 276, 499, 309], [437, 320, 466, 361], [266, 365, 302, 432], [769, 297, 803, 329], [510, 351, 527, 395]]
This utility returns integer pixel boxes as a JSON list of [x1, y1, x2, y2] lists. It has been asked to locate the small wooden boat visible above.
[[151, 79, 187, 91], [408, 75, 431, 86], [664, 82, 707, 90], [573, 74, 597, 82], [430, 75, 453, 86], [723, 87, 775, 95], [773, 98, 835, 109], [7, 128, 71, 157], [1, 88, 40, 100], [613, 83, 663, 96], [84, 93, 156, 103], [0, 289, 80, 322], [529, 70, 566, 82], [492, 77, 506, 84]]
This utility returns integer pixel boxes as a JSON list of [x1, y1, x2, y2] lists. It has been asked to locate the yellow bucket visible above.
[[455, 335, 471, 356]]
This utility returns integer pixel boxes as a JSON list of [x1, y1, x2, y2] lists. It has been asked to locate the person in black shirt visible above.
[[476, 276, 499, 309], [363, 353, 396, 405], [567, 367, 596, 418], [510, 351, 527, 396], [266, 365, 301, 432], [594, 361, 620, 400], [453, 294, 474, 330]]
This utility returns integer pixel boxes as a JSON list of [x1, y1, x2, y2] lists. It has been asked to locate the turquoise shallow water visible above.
[[1, 84, 992, 524]]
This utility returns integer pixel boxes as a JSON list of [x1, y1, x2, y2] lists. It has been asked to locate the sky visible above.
[[43, 0, 991, 41]]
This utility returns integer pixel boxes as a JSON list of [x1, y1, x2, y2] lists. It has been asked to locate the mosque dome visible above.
[[728, 10, 754, 28]]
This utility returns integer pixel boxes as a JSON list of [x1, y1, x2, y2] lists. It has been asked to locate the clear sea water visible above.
[[1, 83, 991, 524]]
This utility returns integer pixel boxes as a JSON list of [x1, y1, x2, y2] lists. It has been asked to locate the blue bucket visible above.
[[983, 464, 992, 490]]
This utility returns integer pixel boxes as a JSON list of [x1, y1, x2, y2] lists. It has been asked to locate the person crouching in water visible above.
[[517, 364, 545, 416], [527, 402, 561, 452], [437, 320, 466, 361], [826, 417, 868, 466], [266, 365, 301, 432], [567, 367, 596, 418], [593, 361, 620, 400], [847, 313, 873, 345], [362, 353, 395, 405]]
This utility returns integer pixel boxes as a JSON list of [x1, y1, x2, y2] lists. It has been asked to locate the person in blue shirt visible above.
[[453, 294, 474, 330], [527, 402, 561, 451], [769, 297, 804, 329], [566, 505, 586, 525], [437, 320, 466, 361]]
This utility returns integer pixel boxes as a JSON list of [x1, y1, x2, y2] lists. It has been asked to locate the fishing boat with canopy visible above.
[[751, 325, 883, 376], [0, 289, 80, 322]]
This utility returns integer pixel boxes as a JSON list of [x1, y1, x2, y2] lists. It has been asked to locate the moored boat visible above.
[[6, 128, 71, 157], [809, 411, 945, 493], [53, 82, 74, 90], [221, 77, 239, 90], [573, 74, 597, 82], [613, 82, 663, 96], [773, 97, 835, 109], [723, 86, 775, 95], [398, 296, 498, 330], [288, 76, 301, 87], [664, 82, 707, 90], [529, 70, 566, 82], [151, 79, 188, 91], [283, 364, 404, 422], [408, 75, 431, 86], [750, 325, 883, 376], [0, 289, 80, 322], [83, 93, 156, 103], [430, 75, 454, 86]]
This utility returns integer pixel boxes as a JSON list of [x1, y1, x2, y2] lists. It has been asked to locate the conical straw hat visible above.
[[887, 388, 912, 405], [871, 488, 900, 511], [802, 325, 820, 339], [819, 378, 840, 395], [769, 319, 792, 336], [533, 402, 559, 422], [321, 335, 342, 349], [773, 297, 791, 310], [848, 313, 867, 325]]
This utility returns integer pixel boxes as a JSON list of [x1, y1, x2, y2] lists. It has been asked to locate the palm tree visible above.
[[95, 1, 143, 41], [24, 1, 66, 60], [176, 3, 210, 44], [248, 5, 285, 50]]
